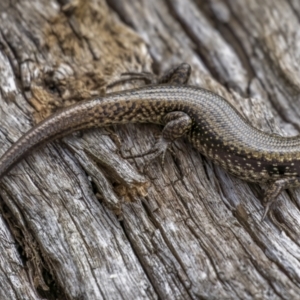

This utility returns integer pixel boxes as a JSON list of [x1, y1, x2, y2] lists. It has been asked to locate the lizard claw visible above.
[[147, 137, 171, 168], [140, 137, 172, 171], [123, 137, 171, 171], [107, 72, 158, 88], [261, 202, 272, 222]]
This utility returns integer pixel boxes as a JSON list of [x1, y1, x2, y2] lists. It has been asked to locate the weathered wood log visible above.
[[0, 0, 300, 299]]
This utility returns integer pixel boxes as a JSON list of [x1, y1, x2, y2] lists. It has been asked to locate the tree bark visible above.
[[0, 0, 300, 299]]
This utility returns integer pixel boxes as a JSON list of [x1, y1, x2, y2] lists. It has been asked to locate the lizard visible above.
[[0, 63, 299, 220]]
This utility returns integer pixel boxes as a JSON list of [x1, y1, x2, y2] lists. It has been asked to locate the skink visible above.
[[0, 63, 299, 219]]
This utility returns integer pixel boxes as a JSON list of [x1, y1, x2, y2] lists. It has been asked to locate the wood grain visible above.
[[0, 0, 300, 299]]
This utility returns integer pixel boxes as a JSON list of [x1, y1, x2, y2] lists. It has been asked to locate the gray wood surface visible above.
[[0, 0, 300, 299]]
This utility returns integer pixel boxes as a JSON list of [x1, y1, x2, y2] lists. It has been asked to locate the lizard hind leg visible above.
[[108, 63, 192, 87], [124, 111, 192, 169], [262, 177, 300, 221], [157, 63, 191, 84]]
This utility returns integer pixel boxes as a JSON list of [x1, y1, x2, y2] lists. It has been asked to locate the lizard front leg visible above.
[[262, 177, 300, 220]]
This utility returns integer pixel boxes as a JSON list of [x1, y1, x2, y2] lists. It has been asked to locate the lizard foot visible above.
[[107, 72, 157, 88], [123, 136, 173, 171], [261, 177, 300, 221], [107, 63, 191, 88]]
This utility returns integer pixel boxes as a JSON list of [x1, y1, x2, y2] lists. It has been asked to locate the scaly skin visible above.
[[0, 64, 299, 219]]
